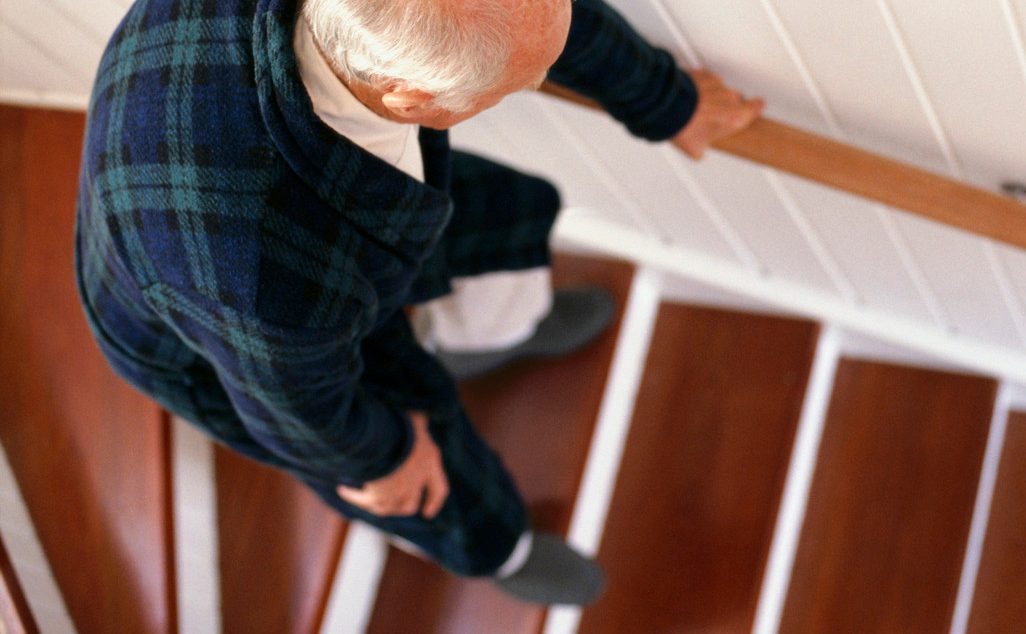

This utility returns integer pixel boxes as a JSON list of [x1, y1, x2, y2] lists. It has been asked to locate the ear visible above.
[[380, 88, 436, 119]]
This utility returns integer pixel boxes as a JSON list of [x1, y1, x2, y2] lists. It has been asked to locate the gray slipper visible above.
[[434, 286, 616, 380], [493, 533, 606, 605]]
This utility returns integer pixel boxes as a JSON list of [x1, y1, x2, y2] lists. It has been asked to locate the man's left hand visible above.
[[672, 69, 765, 160]]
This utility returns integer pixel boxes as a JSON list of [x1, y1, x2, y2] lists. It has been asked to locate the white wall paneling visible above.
[[1004, 0, 1026, 87], [534, 96, 750, 264], [895, 215, 1026, 351], [0, 21, 90, 99], [451, 98, 645, 233], [654, 0, 834, 135], [881, 0, 1026, 192], [684, 151, 845, 294], [773, 174, 945, 325], [0, 0, 103, 95], [554, 211, 1026, 386]]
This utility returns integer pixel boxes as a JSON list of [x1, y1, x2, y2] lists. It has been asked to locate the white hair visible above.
[[301, 0, 515, 112]]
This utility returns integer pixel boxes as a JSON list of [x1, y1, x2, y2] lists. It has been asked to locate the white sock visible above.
[[495, 531, 534, 579]]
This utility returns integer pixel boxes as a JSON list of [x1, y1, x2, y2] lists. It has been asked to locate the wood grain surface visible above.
[[0, 105, 176, 633], [967, 412, 1026, 634], [780, 360, 996, 634], [578, 305, 819, 634], [216, 448, 348, 634], [367, 255, 634, 634]]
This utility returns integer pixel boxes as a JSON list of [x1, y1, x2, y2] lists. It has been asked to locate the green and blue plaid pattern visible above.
[[76, 0, 695, 575]]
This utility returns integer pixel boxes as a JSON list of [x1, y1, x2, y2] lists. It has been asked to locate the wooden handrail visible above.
[[0, 536, 39, 634], [539, 82, 1026, 251]]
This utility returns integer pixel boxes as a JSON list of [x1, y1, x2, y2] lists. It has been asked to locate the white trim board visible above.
[[543, 267, 663, 634], [171, 417, 222, 634], [318, 522, 389, 634], [0, 89, 89, 112], [752, 327, 842, 634], [0, 440, 77, 634], [553, 210, 1026, 387], [949, 384, 1015, 634]]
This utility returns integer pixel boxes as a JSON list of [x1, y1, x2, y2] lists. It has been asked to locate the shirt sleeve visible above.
[[546, 0, 699, 141], [142, 281, 418, 487]]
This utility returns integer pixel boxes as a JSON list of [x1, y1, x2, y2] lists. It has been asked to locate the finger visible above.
[[729, 99, 764, 131], [747, 98, 766, 118], [395, 490, 423, 516], [337, 485, 377, 510], [421, 470, 450, 519]]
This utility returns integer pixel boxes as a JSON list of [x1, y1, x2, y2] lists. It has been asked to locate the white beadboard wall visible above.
[[2, 0, 1026, 373]]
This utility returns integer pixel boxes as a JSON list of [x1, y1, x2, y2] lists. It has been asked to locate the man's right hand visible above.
[[672, 69, 765, 160], [337, 411, 449, 518]]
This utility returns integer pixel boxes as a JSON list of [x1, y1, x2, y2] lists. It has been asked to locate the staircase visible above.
[[3, 105, 1026, 634]]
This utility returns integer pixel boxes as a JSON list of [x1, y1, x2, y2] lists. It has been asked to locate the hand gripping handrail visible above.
[[539, 82, 1026, 252]]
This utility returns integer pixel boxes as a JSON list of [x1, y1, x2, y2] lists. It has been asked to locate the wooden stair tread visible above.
[[367, 254, 634, 634], [780, 360, 996, 633], [578, 304, 819, 634], [967, 411, 1026, 633], [0, 105, 175, 633], [216, 450, 347, 634]]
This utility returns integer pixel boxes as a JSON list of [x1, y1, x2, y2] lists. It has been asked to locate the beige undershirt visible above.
[[293, 19, 551, 352]]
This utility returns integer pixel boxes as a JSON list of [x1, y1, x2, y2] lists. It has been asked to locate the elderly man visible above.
[[76, 0, 761, 604]]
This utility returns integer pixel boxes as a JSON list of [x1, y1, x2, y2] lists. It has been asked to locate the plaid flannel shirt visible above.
[[76, 0, 697, 487]]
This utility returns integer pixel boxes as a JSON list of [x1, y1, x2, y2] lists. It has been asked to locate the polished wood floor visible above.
[[216, 449, 347, 634], [780, 361, 996, 634], [967, 412, 1026, 633], [0, 105, 175, 633], [579, 305, 818, 634], [2, 103, 1020, 634], [367, 255, 634, 634]]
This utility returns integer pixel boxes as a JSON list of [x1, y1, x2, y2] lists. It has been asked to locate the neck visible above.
[[303, 16, 404, 123]]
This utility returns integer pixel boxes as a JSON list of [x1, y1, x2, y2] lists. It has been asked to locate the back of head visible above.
[[302, 0, 514, 112]]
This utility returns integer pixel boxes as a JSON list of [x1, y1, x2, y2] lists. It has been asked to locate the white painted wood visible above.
[[840, 329, 970, 375], [318, 522, 389, 634], [541, 266, 663, 634], [773, 175, 942, 324], [746, 0, 950, 328], [554, 211, 1026, 386], [996, 245, 1026, 333], [880, 0, 1026, 192], [949, 384, 1015, 634], [895, 215, 1026, 351], [872, 0, 1026, 350], [0, 440, 77, 633], [1010, 383, 1026, 410], [874, 0, 964, 177], [751, 326, 841, 634], [172, 418, 222, 634], [763, 1, 936, 173], [1004, 0, 1026, 86], [533, 98, 666, 240], [685, 152, 843, 293], [0, 1, 102, 94], [656, 0, 831, 135], [535, 96, 746, 262], [761, 169, 858, 303], [451, 98, 641, 231], [0, 21, 89, 97], [0, 88, 90, 111]]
